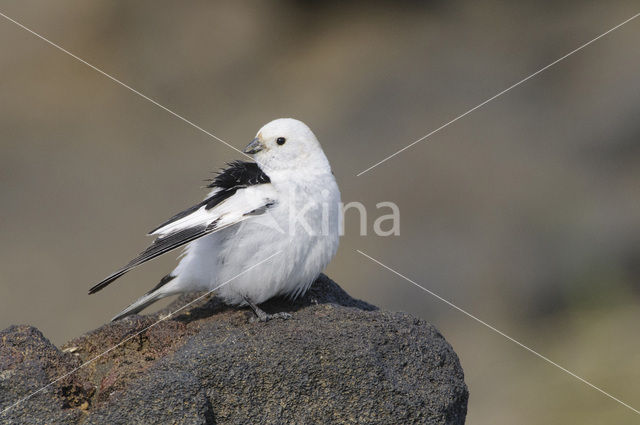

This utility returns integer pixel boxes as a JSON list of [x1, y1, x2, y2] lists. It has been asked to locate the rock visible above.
[[0, 275, 468, 424], [0, 326, 87, 424]]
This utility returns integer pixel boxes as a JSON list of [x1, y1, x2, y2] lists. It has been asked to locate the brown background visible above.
[[1, 1, 639, 423]]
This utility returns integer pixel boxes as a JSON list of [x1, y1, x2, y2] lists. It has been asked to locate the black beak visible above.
[[244, 137, 264, 154]]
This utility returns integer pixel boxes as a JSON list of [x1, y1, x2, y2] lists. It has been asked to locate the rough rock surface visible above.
[[0, 275, 468, 424]]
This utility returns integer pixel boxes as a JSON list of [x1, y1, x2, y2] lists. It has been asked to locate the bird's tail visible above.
[[111, 274, 177, 322]]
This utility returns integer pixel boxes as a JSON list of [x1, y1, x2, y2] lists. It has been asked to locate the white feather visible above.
[[150, 185, 277, 238]]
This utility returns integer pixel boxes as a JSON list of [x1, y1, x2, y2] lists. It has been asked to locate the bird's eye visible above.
[[276, 137, 286, 145]]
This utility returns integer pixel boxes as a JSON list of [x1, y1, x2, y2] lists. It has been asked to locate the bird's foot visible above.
[[243, 296, 292, 322], [250, 311, 292, 323]]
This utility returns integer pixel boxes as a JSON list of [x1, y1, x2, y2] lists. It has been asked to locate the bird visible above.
[[89, 118, 341, 322]]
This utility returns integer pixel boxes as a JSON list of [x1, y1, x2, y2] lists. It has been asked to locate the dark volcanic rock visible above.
[[0, 326, 86, 424], [1, 275, 468, 424]]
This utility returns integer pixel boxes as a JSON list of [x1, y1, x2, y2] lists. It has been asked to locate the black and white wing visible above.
[[89, 161, 274, 294]]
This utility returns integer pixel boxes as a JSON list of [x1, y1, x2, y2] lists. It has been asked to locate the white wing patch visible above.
[[89, 184, 277, 294], [150, 185, 276, 237]]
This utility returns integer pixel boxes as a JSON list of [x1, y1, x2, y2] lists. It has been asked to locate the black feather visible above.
[[89, 220, 221, 295], [148, 161, 270, 234], [208, 161, 270, 189], [89, 161, 271, 295], [147, 274, 176, 294]]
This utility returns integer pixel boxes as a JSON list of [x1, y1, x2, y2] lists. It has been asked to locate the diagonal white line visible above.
[[356, 11, 640, 177], [0, 250, 283, 417], [356, 249, 640, 415], [0, 10, 254, 162]]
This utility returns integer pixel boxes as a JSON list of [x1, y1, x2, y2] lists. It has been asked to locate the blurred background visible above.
[[1, 0, 639, 423]]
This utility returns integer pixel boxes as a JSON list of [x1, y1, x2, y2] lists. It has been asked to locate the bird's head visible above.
[[244, 118, 330, 173]]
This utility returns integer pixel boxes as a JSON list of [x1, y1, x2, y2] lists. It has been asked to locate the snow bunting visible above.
[[89, 118, 341, 321]]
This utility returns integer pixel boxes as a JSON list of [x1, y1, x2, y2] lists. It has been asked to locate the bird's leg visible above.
[[243, 296, 291, 322]]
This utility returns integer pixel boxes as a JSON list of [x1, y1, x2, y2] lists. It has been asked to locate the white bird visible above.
[[89, 118, 341, 322]]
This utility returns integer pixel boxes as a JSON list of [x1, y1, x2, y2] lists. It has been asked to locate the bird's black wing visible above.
[[148, 161, 270, 234], [89, 161, 273, 294]]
